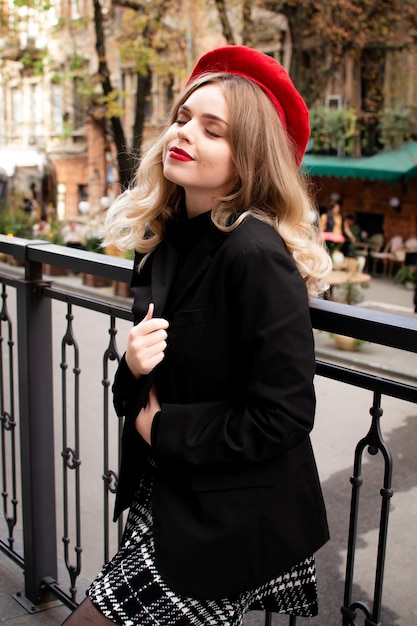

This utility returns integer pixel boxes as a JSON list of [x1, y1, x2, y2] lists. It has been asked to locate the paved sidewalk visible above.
[[314, 275, 417, 383]]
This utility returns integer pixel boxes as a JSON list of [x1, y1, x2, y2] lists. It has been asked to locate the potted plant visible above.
[[333, 280, 368, 305], [82, 235, 112, 287], [320, 231, 346, 268], [0, 208, 34, 265], [0, 208, 34, 239], [395, 265, 417, 289], [330, 333, 365, 351], [330, 279, 368, 351], [35, 217, 69, 275], [85, 235, 105, 254]]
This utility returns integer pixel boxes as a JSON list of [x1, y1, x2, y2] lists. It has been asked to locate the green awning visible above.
[[302, 142, 417, 181]]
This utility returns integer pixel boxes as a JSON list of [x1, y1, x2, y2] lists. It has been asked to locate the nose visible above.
[[177, 120, 193, 142]]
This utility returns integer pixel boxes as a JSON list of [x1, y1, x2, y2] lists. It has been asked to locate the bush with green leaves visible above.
[[395, 264, 417, 285], [0, 207, 34, 238], [309, 105, 358, 156], [378, 104, 414, 150]]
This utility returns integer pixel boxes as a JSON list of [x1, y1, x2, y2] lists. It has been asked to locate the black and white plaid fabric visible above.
[[88, 459, 318, 625]]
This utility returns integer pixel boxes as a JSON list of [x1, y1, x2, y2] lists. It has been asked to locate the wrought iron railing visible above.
[[0, 234, 416, 626]]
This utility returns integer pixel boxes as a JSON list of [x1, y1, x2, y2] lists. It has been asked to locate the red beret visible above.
[[186, 45, 309, 166]]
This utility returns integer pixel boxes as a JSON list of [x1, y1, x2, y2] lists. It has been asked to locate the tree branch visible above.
[[214, 0, 235, 45], [93, 0, 135, 188]]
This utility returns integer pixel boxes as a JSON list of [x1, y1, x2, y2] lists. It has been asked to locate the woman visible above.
[[320, 201, 344, 236], [63, 45, 331, 625]]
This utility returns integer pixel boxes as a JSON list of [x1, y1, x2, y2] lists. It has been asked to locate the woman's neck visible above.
[[184, 191, 215, 218]]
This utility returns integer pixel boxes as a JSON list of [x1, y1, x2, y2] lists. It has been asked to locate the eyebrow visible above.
[[178, 104, 229, 125]]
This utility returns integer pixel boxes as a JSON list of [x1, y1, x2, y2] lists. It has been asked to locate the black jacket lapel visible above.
[[151, 238, 179, 317], [132, 218, 227, 322]]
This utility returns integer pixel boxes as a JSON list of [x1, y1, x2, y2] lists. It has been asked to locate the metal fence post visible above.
[[15, 253, 57, 605]]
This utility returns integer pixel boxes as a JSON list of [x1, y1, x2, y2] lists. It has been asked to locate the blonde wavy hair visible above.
[[104, 73, 331, 297]]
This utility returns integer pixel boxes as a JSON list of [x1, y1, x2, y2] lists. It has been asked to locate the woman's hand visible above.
[[135, 384, 160, 445], [125, 303, 169, 379]]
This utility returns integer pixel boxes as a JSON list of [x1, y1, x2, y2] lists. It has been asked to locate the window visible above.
[[31, 83, 43, 137], [325, 95, 343, 110], [51, 83, 63, 134], [11, 87, 22, 137], [73, 77, 85, 130], [57, 182, 66, 220]]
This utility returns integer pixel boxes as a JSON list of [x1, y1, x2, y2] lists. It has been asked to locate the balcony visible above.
[[0, 235, 416, 626], [0, 33, 47, 62], [0, 39, 21, 61]]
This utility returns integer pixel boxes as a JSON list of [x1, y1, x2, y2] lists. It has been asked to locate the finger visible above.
[[142, 350, 166, 373], [143, 302, 154, 322], [141, 339, 168, 362], [136, 317, 169, 336], [131, 326, 169, 350]]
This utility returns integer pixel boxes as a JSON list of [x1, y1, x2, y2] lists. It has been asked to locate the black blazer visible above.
[[112, 214, 329, 599]]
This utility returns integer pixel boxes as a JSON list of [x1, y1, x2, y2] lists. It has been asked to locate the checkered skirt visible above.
[[87, 459, 318, 625]]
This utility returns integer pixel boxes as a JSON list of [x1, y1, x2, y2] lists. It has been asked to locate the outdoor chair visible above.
[[405, 237, 417, 250], [370, 235, 404, 276], [353, 233, 383, 272]]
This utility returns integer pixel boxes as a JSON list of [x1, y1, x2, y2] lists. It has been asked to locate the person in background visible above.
[[341, 213, 359, 257], [62, 220, 86, 250], [22, 196, 34, 214], [63, 45, 331, 626], [320, 200, 344, 236]]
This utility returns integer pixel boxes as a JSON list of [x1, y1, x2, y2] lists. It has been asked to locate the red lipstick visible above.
[[169, 146, 194, 162]]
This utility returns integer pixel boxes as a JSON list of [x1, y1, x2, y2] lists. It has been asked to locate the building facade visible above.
[[0, 0, 416, 242]]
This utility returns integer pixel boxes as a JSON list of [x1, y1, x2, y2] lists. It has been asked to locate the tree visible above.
[[214, 0, 236, 45], [93, 0, 135, 190], [93, 0, 184, 188], [213, 0, 255, 47], [266, 0, 417, 108]]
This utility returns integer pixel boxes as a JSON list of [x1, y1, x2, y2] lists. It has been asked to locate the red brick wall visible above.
[[53, 154, 88, 218], [312, 176, 417, 243], [51, 123, 118, 220]]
